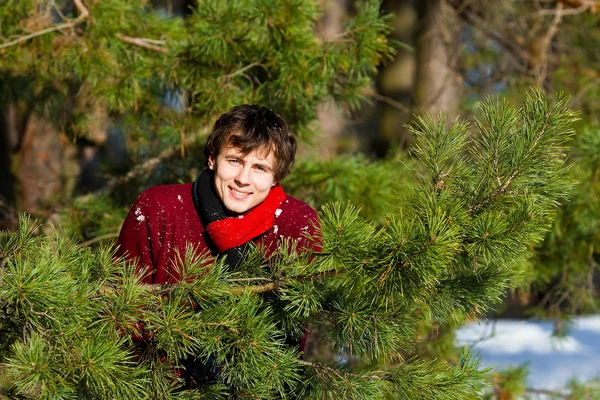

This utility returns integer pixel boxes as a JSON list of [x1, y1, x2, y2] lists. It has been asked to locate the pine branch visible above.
[[0, 387, 28, 400], [534, 2, 564, 86], [230, 282, 278, 295], [219, 61, 265, 81], [525, 387, 570, 398], [448, 0, 531, 65], [376, 239, 434, 286], [106, 134, 201, 191], [470, 122, 551, 213], [97, 265, 337, 297], [362, 87, 411, 113], [75, 232, 120, 248], [0, 0, 89, 50], [526, 1, 594, 18], [116, 33, 168, 53], [298, 359, 385, 381]]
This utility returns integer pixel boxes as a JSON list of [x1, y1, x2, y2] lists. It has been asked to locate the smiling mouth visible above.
[[229, 187, 251, 198]]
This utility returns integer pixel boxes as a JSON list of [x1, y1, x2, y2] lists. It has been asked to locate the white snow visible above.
[[275, 209, 282, 217], [135, 207, 145, 222], [273, 225, 279, 234]]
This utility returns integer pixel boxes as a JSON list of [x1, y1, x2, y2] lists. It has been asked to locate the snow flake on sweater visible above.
[[134, 207, 145, 222]]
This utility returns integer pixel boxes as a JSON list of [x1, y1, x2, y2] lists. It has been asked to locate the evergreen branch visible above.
[[230, 282, 278, 295], [470, 122, 550, 213], [0, 0, 89, 50], [106, 134, 201, 191], [505, 216, 531, 235], [227, 269, 338, 294], [362, 87, 410, 113], [116, 33, 168, 53], [297, 359, 385, 381], [377, 237, 435, 286], [98, 267, 338, 296], [448, 0, 531, 64], [76, 232, 120, 248], [227, 277, 273, 282], [0, 387, 29, 400], [525, 1, 593, 18], [525, 387, 570, 398], [219, 61, 265, 81], [326, 20, 375, 42], [534, 2, 564, 86]]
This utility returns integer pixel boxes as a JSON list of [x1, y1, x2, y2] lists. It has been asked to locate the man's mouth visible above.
[[229, 187, 251, 199]]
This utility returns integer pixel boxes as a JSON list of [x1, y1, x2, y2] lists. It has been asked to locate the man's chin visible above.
[[223, 200, 251, 215]]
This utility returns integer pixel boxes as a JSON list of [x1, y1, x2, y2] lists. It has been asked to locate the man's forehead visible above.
[[222, 145, 275, 161]]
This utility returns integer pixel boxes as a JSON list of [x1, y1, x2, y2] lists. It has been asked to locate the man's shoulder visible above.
[[142, 182, 192, 202], [277, 194, 318, 221], [137, 182, 194, 209]]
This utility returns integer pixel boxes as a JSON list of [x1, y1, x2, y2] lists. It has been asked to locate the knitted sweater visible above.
[[116, 182, 321, 284]]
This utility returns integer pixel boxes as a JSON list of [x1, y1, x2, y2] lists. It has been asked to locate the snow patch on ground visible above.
[[457, 320, 585, 355]]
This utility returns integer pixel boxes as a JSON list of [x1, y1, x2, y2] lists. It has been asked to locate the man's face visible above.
[[208, 145, 277, 214]]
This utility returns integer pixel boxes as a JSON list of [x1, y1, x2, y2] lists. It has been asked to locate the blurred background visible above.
[[1, 0, 600, 397]]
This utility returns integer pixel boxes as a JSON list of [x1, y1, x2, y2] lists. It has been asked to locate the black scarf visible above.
[[192, 169, 249, 269]]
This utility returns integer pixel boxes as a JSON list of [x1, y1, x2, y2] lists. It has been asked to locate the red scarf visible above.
[[206, 185, 287, 253]]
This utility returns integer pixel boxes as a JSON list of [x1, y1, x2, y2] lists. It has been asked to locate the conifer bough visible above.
[[0, 89, 577, 399]]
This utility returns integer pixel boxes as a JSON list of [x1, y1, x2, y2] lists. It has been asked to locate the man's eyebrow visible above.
[[254, 161, 273, 171]]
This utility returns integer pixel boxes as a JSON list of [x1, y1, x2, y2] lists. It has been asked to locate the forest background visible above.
[[1, 0, 600, 399]]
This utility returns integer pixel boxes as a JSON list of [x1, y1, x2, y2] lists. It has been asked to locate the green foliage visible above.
[[54, 193, 128, 243], [0, 91, 577, 398], [0, 0, 395, 155], [481, 364, 528, 400], [564, 378, 600, 400], [285, 155, 415, 224], [527, 123, 600, 319]]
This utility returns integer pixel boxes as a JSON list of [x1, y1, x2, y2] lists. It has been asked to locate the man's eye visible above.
[[255, 166, 267, 172], [229, 159, 241, 165]]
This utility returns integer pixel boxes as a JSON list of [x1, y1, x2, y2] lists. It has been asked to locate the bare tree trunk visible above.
[[0, 108, 18, 229], [371, 0, 419, 155], [415, 0, 462, 118], [16, 115, 68, 213], [311, 0, 352, 159]]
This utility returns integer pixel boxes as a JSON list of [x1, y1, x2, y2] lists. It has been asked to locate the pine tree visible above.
[[0, 0, 396, 209], [0, 89, 577, 399]]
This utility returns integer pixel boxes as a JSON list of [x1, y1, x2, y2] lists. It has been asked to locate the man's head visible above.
[[204, 104, 296, 182], [204, 105, 296, 214]]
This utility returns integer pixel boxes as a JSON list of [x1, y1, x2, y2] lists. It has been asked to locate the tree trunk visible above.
[[16, 114, 68, 213], [312, 0, 352, 159], [372, 0, 419, 156], [0, 107, 18, 229], [415, 0, 462, 118]]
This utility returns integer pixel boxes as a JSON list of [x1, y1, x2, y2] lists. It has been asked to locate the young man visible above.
[[116, 104, 321, 284]]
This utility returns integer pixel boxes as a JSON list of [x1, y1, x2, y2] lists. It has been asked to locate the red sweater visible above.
[[116, 182, 321, 284]]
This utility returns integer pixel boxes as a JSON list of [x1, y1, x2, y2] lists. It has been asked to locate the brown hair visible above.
[[204, 104, 297, 181]]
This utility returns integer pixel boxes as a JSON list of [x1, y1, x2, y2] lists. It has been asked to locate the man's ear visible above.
[[208, 156, 215, 170], [271, 181, 278, 187]]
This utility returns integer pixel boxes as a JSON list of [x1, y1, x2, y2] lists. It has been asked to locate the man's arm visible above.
[[115, 189, 160, 284]]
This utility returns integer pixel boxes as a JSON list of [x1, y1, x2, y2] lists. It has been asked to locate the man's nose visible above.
[[234, 166, 251, 185]]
